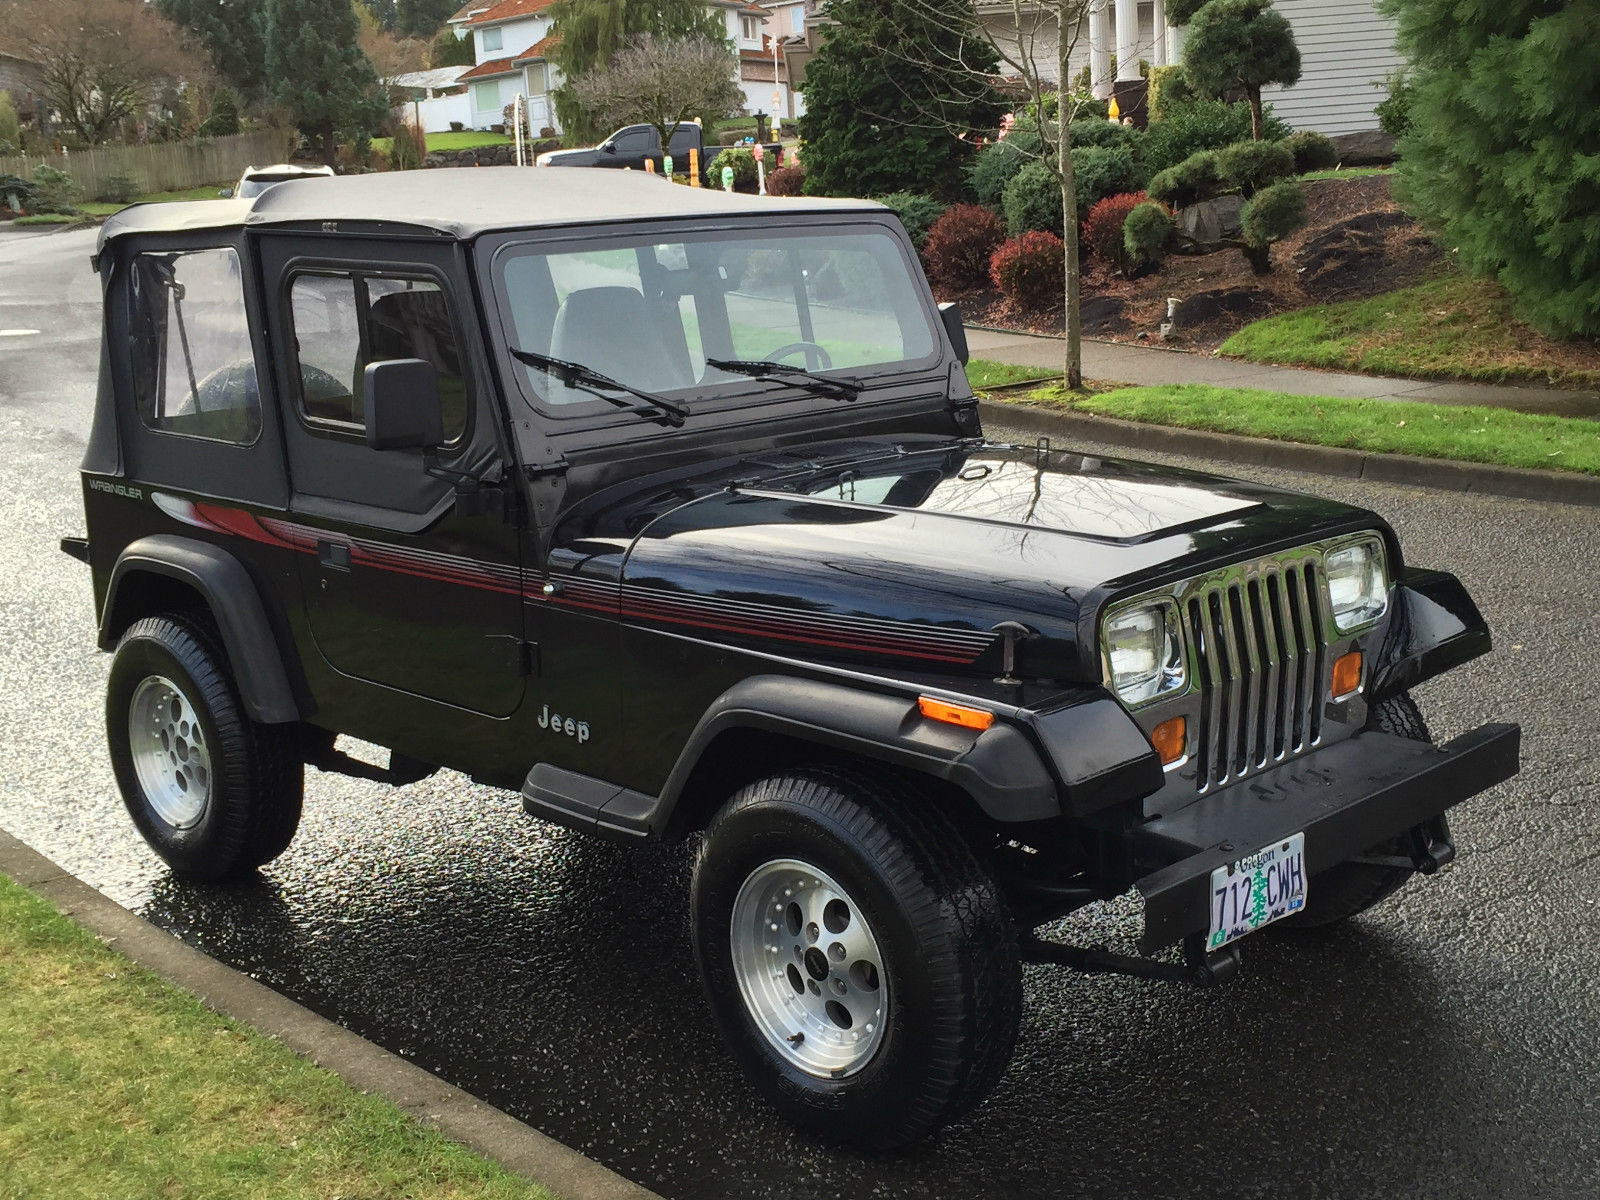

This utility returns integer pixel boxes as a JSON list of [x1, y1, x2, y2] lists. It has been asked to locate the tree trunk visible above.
[[322, 117, 337, 169], [1247, 87, 1264, 141], [1058, 36, 1082, 390]]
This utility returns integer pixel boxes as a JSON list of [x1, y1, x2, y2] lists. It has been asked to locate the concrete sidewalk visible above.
[[965, 327, 1600, 419]]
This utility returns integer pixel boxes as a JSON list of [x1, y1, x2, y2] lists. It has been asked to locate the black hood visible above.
[[554, 438, 1389, 688]]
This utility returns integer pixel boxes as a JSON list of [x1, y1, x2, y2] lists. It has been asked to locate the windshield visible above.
[[493, 225, 939, 419]]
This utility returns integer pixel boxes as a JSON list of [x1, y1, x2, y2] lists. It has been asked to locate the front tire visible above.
[[107, 614, 303, 881], [691, 768, 1021, 1149]]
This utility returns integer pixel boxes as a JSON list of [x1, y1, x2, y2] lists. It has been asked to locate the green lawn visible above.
[[965, 358, 1060, 390], [0, 873, 554, 1200], [1011, 383, 1600, 475], [374, 130, 511, 154], [12, 213, 78, 225], [1298, 166, 1395, 182], [79, 185, 233, 217], [1220, 274, 1600, 389]]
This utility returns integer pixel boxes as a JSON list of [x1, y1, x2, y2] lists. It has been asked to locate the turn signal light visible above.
[[917, 696, 995, 731], [1331, 650, 1363, 699], [1150, 716, 1186, 766]]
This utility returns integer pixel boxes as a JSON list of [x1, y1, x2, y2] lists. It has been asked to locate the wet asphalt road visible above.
[[2, 227, 1598, 1199]]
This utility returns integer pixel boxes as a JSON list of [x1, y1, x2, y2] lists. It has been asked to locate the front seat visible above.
[[546, 286, 690, 408]]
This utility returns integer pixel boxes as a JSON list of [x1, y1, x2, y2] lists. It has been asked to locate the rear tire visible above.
[[691, 767, 1020, 1149], [107, 614, 303, 881], [1270, 692, 1430, 931]]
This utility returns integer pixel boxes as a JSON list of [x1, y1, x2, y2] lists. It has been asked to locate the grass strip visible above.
[[374, 131, 512, 154], [0, 872, 554, 1200], [1014, 383, 1600, 475], [1297, 166, 1394, 182], [1220, 274, 1600, 390], [79, 186, 235, 217], [11, 213, 78, 225], [965, 358, 1058, 390]]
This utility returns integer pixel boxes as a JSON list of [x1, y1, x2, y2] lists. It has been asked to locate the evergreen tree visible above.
[[1175, 0, 1300, 140], [157, 0, 268, 99], [797, 0, 1005, 198], [265, 0, 388, 167], [547, 0, 728, 145], [363, 0, 398, 31], [396, 0, 459, 38], [429, 27, 477, 69], [1383, 0, 1600, 338]]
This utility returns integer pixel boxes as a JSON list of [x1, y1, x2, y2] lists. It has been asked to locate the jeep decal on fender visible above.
[[538, 705, 590, 743]]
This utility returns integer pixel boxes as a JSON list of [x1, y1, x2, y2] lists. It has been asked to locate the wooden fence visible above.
[[0, 130, 295, 202]]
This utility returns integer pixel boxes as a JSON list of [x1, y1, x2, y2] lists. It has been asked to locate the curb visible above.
[[979, 400, 1600, 508], [0, 830, 662, 1200]]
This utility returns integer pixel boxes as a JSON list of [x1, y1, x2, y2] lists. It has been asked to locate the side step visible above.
[[520, 763, 664, 841]]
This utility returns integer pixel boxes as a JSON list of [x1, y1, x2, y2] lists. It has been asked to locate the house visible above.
[[0, 34, 44, 131], [391, 66, 473, 134], [449, 0, 792, 136], [753, 1, 810, 118]]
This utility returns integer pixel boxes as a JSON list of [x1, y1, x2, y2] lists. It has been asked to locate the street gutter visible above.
[[980, 399, 1600, 508], [0, 829, 663, 1200]]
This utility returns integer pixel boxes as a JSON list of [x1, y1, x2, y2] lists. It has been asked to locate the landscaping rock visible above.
[[1294, 210, 1440, 300], [1173, 286, 1272, 330], [1080, 295, 1129, 336], [1328, 130, 1398, 167], [1173, 194, 1244, 254]]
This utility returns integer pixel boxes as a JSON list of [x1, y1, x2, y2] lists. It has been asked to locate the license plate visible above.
[[1207, 833, 1308, 949]]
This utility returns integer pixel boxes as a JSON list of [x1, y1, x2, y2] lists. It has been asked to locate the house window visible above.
[[526, 62, 547, 92], [791, 6, 803, 33], [481, 26, 503, 52], [741, 15, 761, 39], [472, 80, 500, 111], [129, 248, 261, 445]]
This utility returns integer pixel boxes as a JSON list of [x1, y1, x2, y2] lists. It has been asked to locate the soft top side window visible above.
[[129, 247, 261, 445], [286, 271, 469, 445]]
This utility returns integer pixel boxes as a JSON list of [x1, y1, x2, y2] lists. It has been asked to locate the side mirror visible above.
[[364, 359, 444, 451], [218, 188, 234, 198], [938, 301, 969, 365], [600, 140, 616, 154]]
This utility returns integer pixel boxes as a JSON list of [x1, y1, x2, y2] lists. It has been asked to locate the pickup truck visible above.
[[536, 121, 782, 179]]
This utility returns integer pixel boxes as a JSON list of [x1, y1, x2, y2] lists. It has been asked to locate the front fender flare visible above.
[[1369, 568, 1492, 703], [100, 535, 304, 724]]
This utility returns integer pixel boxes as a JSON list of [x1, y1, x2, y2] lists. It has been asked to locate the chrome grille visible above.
[[1185, 556, 1329, 792]]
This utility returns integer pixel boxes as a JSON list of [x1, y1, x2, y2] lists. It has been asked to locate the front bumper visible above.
[[1130, 722, 1521, 953]]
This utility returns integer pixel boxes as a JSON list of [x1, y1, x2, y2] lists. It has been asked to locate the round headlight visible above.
[[1103, 602, 1185, 705], [1324, 539, 1388, 631]]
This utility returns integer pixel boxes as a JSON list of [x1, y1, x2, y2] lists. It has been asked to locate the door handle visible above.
[[317, 540, 352, 571]]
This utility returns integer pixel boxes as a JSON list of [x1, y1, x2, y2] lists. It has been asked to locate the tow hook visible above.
[[1408, 815, 1456, 875], [1019, 933, 1240, 987]]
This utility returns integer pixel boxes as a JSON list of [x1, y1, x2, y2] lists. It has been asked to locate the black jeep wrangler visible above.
[[69, 167, 1519, 1149]]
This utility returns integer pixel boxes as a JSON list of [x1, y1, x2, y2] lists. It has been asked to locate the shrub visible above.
[[1146, 65, 1198, 122], [1123, 201, 1176, 272], [875, 191, 948, 248], [1374, 69, 1413, 138], [1147, 150, 1223, 209], [990, 231, 1065, 309], [1215, 139, 1295, 196], [1002, 159, 1062, 235], [1066, 118, 1139, 153], [1083, 191, 1147, 271], [710, 147, 758, 192], [450, 121, 465, 132], [28, 165, 82, 215], [1, 173, 35, 213], [766, 164, 805, 196], [1071, 143, 1141, 211], [1239, 180, 1307, 273], [198, 87, 240, 139], [1182, 0, 1303, 141], [923, 203, 1006, 290], [99, 173, 143, 204], [1280, 129, 1338, 174], [1140, 97, 1288, 177], [388, 122, 426, 171], [968, 135, 1041, 208]]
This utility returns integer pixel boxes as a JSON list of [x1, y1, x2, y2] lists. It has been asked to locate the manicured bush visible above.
[[1279, 129, 1338, 174], [968, 134, 1041, 207], [923, 202, 1006, 290], [1146, 150, 1223, 209], [1240, 180, 1307, 273], [766, 164, 805, 196], [1065, 118, 1139, 153], [1083, 191, 1147, 272], [710, 147, 758, 192], [875, 191, 948, 249], [100, 173, 143, 205], [1215, 139, 1295, 196], [1146, 65, 1198, 122], [1071, 143, 1142, 212], [28, 165, 82, 215], [1123, 201, 1176, 272], [1140, 97, 1287, 177], [1181, 0, 1302, 140], [1373, 69, 1413, 138], [1002, 159, 1062, 235], [990, 231, 1065, 309]]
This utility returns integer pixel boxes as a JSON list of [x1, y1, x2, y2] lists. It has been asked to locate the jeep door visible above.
[[258, 234, 525, 718]]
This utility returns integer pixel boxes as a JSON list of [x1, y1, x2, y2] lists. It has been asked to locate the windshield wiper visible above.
[[508, 348, 689, 428], [705, 357, 861, 402]]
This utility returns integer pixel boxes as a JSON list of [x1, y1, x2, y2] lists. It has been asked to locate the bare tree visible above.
[[2, 0, 203, 145], [829, 0, 1098, 387], [569, 35, 744, 165]]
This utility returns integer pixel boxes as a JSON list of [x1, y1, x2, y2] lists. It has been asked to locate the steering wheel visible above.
[[763, 341, 833, 371]]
